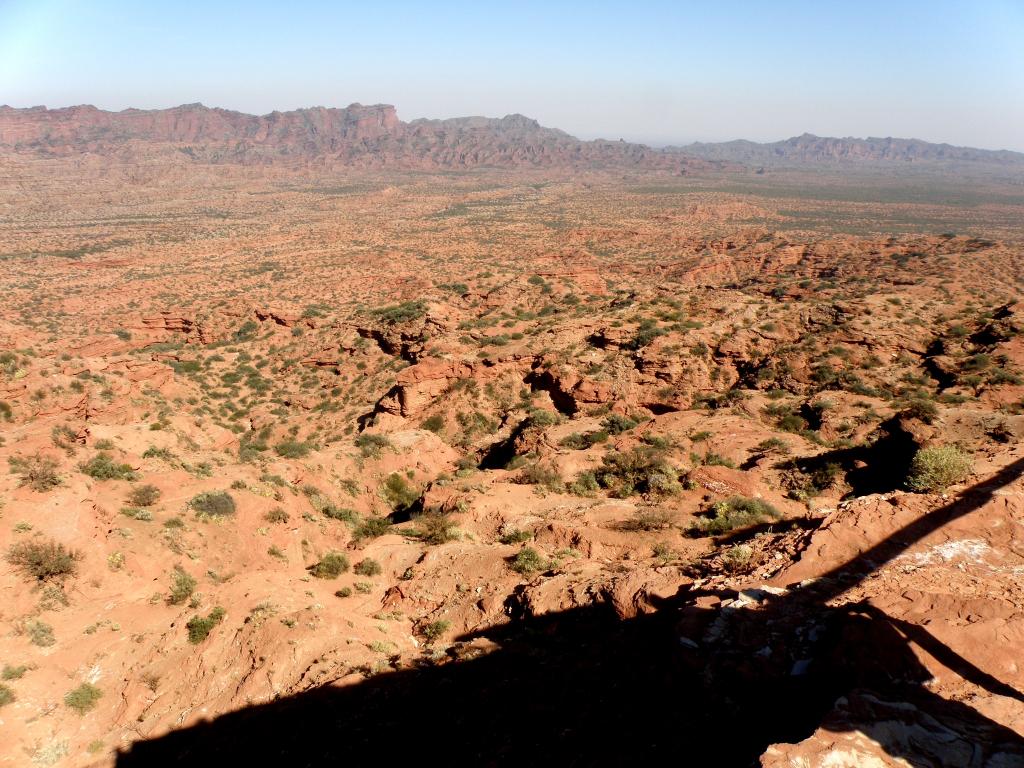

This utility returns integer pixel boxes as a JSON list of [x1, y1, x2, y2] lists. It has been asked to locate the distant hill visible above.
[[675, 133, 1024, 167], [0, 103, 717, 172]]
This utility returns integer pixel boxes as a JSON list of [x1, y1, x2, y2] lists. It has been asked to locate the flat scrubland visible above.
[[1, 160, 1024, 765]]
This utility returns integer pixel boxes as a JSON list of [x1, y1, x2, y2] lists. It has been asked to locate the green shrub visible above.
[[64, 682, 102, 714], [0, 683, 14, 708], [516, 463, 563, 491], [908, 445, 972, 492], [355, 432, 392, 458], [264, 507, 289, 524], [127, 483, 161, 507], [420, 414, 445, 433], [413, 513, 459, 544], [602, 414, 639, 435], [559, 431, 608, 450], [694, 496, 781, 535], [120, 506, 153, 521], [421, 620, 451, 643], [321, 504, 358, 523], [383, 473, 420, 512], [24, 620, 55, 647], [353, 558, 382, 576], [596, 447, 678, 497], [2, 665, 28, 680], [623, 508, 672, 531], [901, 398, 939, 424], [354, 516, 392, 540], [510, 547, 547, 575], [7, 539, 80, 581], [186, 607, 225, 644], [568, 471, 600, 496], [372, 300, 426, 325], [79, 452, 136, 481], [310, 552, 349, 579], [274, 440, 312, 459], [168, 566, 197, 605], [499, 529, 532, 545], [190, 491, 236, 517], [8, 453, 61, 491]]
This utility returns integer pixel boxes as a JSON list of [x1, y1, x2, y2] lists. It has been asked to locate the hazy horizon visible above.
[[2, 0, 1022, 152]]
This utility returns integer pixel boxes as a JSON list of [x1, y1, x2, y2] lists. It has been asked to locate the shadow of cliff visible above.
[[115, 458, 1024, 767]]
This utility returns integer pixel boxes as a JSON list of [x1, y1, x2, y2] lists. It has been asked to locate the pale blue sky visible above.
[[1, 0, 1022, 150]]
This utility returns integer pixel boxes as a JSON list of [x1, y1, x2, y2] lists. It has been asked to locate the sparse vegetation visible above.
[[79, 452, 137, 481], [908, 445, 972, 491], [127, 483, 161, 507], [65, 683, 103, 714], [694, 497, 782, 535], [168, 566, 198, 605], [8, 453, 61, 491], [190, 491, 236, 517], [186, 607, 226, 644], [7, 539, 80, 581], [310, 552, 350, 579]]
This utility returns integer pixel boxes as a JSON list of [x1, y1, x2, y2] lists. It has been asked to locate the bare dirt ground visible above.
[[1, 159, 1023, 766]]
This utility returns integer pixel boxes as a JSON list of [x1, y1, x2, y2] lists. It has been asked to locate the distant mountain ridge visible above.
[[676, 133, 1024, 166], [0, 103, 713, 172], [2, 104, 1019, 172]]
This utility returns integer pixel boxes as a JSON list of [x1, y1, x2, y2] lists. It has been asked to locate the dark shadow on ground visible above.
[[116, 459, 1024, 767]]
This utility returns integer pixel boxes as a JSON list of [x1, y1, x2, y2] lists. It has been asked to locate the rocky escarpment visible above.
[[0, 103, 716, 171]]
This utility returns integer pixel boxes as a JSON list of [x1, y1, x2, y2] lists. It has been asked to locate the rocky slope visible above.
[[0, 168, 1022, 766]]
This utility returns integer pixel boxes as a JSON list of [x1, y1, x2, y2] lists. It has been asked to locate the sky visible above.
[[1, 0, 1022, 151]]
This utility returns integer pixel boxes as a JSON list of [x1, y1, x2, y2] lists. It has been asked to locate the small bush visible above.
[[901, 398, 939, 424], [264, 507, 289, 524], [190, 491, 236, 517], [2, 665, 28, 680], [354, 516, 392, 540], [596, 447, 678, 497], [908, 445, 972, 492], [383, 473, 420, 512], [355, 433, 392, 458], [353, 558, 382, 577], [602, 414, 639, 435], [623, 508, 672, 531], [0, 683, 13, 708], [722, 544, 754, 572], [65, 682, 103, 714], [516, 462, 563, 491], [186, 607, 226, 644], [7, 539, 80, 581], [274, 440, 312, 459], [414, 513, 459, 544], [127, 484, 161, 507], [694, 496, 782, 535], [499, 529, 532, 545], [322, 504, 358, 523], [79, 452, 136, 481], [310, 552, 350, 579], [568, 471, 600, 496], [420, 414, 445, 433], [168, 566, 197, 605], [421, 620, 451, 643], [120, 506, 153, 521], [24, 620, 55, 647], [8, 453, 61, 491], [510, 547, 548, 575], [372, 300, 426, 325]]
